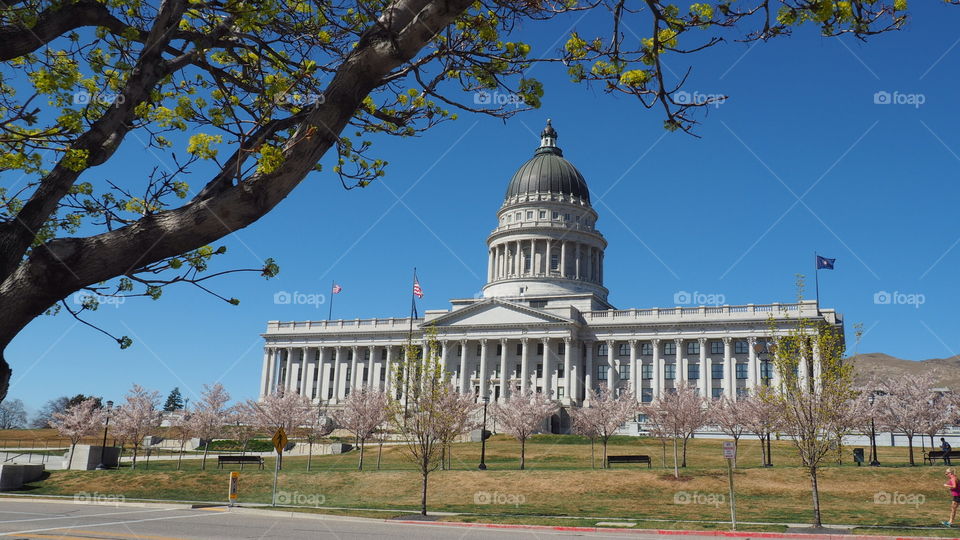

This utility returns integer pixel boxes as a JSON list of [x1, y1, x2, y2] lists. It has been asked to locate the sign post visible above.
[[228, 471, 239, 507], [271, 427, 288, 507], [722, 441, 737, 530]]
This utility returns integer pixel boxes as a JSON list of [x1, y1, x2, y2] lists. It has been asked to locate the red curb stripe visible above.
[[390, 520, 960, 540]]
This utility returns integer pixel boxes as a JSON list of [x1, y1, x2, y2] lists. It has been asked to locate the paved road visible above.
[[0, 499, 759, 539]]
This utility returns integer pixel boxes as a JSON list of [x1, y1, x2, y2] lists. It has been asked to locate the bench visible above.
[[217, 455, 264, 469], [606, 455, 651, 468], [923, 450, 960, 465]]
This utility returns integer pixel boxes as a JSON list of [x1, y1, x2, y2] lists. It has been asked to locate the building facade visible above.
[[260, 121, 843, 429]]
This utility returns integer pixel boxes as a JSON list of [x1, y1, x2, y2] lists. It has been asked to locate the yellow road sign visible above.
[[272, 427, 288, 454], [229, 471, 239, 503]]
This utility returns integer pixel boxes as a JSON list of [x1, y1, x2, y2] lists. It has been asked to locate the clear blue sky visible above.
[[7, 3, 960, 414]]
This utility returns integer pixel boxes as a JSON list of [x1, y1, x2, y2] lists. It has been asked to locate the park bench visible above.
[[606, 455, 651, 468], [217, 455, 264, 469], [923, 450, 960, 465]]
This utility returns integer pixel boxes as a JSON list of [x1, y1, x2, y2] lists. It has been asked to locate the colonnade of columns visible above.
[[260, 335, 785, 405], [487, 239, 603, 284]]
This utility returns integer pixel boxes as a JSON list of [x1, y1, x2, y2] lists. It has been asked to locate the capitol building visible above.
[[260, 121, 843, 430]]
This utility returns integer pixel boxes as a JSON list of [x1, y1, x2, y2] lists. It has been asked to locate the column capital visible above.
[[629, 338, 638, 345], [368, 344, 375, 351], [606, 338, 615, 346], [541, 336, 551, 345], [480, 338, 488, 346], [673, 337, 683, 346], [748, 336, 757, 345], [722, 336, 733, 344], [459, 338, 468, 346], [698, 337, 707, 345], [651, 338, 661, 345], [500, 337, 509, 345], [564, 336, 572, 345], [521, 337, 531, 345]]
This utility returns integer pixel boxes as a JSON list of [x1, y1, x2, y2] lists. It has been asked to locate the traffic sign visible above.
[[272, 427, 288, 454], [722, 441, 736, 459], [228, 471, 239, 505]]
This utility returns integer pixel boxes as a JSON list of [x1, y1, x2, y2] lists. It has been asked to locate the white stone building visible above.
[[260, 121, 843, 432]]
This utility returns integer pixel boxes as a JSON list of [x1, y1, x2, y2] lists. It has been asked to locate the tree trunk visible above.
[[590, 438, 595, 469], [177, 440, 185, 471], [732, 437, 738, 469], [377, 442, 383, 470], [907, 434, 915, 466], [681, 436, 689, 468], [201, 441, 209, 470], [307, 440, 313, 472], [809, 466, 822, 528], [520, 437, 526, 470], [601, 438, 608, 469], [358, 438, 364, 471], [758, 433, 767, 466], [420, 470, 429, 516], [672, 437, 679, 479], [131, 446, 138, 470], [68, 441, 76, 471], [661, 438, 667, 469]]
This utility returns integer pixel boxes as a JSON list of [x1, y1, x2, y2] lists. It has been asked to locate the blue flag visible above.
[[816, 255, 835, 270]]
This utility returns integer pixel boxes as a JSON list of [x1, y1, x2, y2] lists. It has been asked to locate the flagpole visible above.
[[328, 280, 335, 320], [814, 251, 820, 313]]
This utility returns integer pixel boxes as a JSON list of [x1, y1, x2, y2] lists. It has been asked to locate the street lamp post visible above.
[[478, 396, 489, 470], [95, 401, 114, 470], [869, 393, 880, 466]]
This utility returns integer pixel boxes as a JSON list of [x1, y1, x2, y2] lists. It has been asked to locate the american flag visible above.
[[331, 283, 342, 294], [413, 279, 423, 298]]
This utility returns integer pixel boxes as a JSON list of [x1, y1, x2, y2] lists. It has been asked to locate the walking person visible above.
[[942, 438, 953, 465], [943, 468, 960, 527]]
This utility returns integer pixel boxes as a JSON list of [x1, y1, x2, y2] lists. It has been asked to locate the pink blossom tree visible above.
[[644, 382, 705, 479], [710, 396, 749, 468], [740, 385, 782, 467], [491, 390, 558, 470], [301, 406, 334, 472], [876, 373, 938, 466], [113, 384, 161, 469], [187, 383, 231, 470], [50, 397, 104, 470], [168, 411, 194, 471], [570, 405, 601, 468], [434, 389, 480, 470], [334, 388, 388, 470], [575, 388, 637, 468], [246, 387, 313, 469]]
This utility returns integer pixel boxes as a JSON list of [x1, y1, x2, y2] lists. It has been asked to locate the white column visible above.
[[675, 338, 684, 387], [283, 348, 293, 391], [319, 347, 331, 400], [698, 338, 708, 397], [563, 337, 573, 405], [499, 339, 509, 401], [520, 338, 530, 394], [488, 248, 494, 282], [812, 339, 821, 389], [575, 243, 581, 279], [366, 345, 376, 389], [570, 339, 580, 404], [606, 339, 616, 391], [629, 339, 638, 397], [584, 340, 594, 403], [304, 348, 316, 400], [439, 340, 450, 385], [747, 337, 758, 391], [259, 348, 272, 398], [723, 337, 734, 399], [383, 346, 393, 393], [459, 340, 469, 394], [652, 339, 662, 399], [333, 347, 344, 402], [542, 338, 553, 398], [479, 339, 490, 400], [545, 241, 552, 276]]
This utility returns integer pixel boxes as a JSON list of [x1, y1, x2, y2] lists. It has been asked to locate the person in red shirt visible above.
[[943, 468, 960, 527]]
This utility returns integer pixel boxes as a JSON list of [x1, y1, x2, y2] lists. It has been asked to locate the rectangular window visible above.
[[363, 366, 369, 382], [642, 363, 652, 380], [382, 349, 388, 360], [457, 344, 462, 357], [364, 349, 370, 361], [476, 344, 482, 356], [523, 250, 531, 271], [736, 388, 749, 398], [552, 211, 559, 220], [712, 387, 723, 399], [641, 388, 653, 403], [493, 365, 500, 377], [515, 364, 521, 377], [597, 343, 607, 356], [515, 212, 521, 221], [597, 364, 607, 381], [557, 387, 564, 399], [664, 342, 676, 355], [761, 361, 773, 380], [539, 210, 546, 219], [664, 363, 676, 380], [537, 343, 544, 355], [687, 341, 700, 355], [564, 213, 570, 221], [735, 340, 749, 354], [526, 211, 533, 219], [496, 344, 502, 356], [711, 341, 723, 355], [618, 343, 630, 356], [736, 363, 748, 379], [516, 343, 522, 356], [619, 364, 629, 380], [712, 362, 724, 380], [558, 364, 565, 378], [536, 363, 543, 378], [641, 342, 652, 356], [688, 363, 700, 380], [558, 342, 565, 355], [550, 254, 559, 270]]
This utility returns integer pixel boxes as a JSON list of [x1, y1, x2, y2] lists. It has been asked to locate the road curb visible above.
[[391, 520, 959, 540]]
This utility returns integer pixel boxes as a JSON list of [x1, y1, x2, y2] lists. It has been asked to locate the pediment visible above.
[[426, 299, 573, 328]]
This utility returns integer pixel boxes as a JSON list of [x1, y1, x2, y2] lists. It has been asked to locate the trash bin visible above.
[[853, 448, 864, 466]]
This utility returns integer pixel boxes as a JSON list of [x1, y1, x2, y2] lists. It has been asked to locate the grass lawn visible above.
[[8, 434, 957, 533]]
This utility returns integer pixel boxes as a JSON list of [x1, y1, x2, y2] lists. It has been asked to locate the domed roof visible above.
[[504, 120, 590, 203]]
